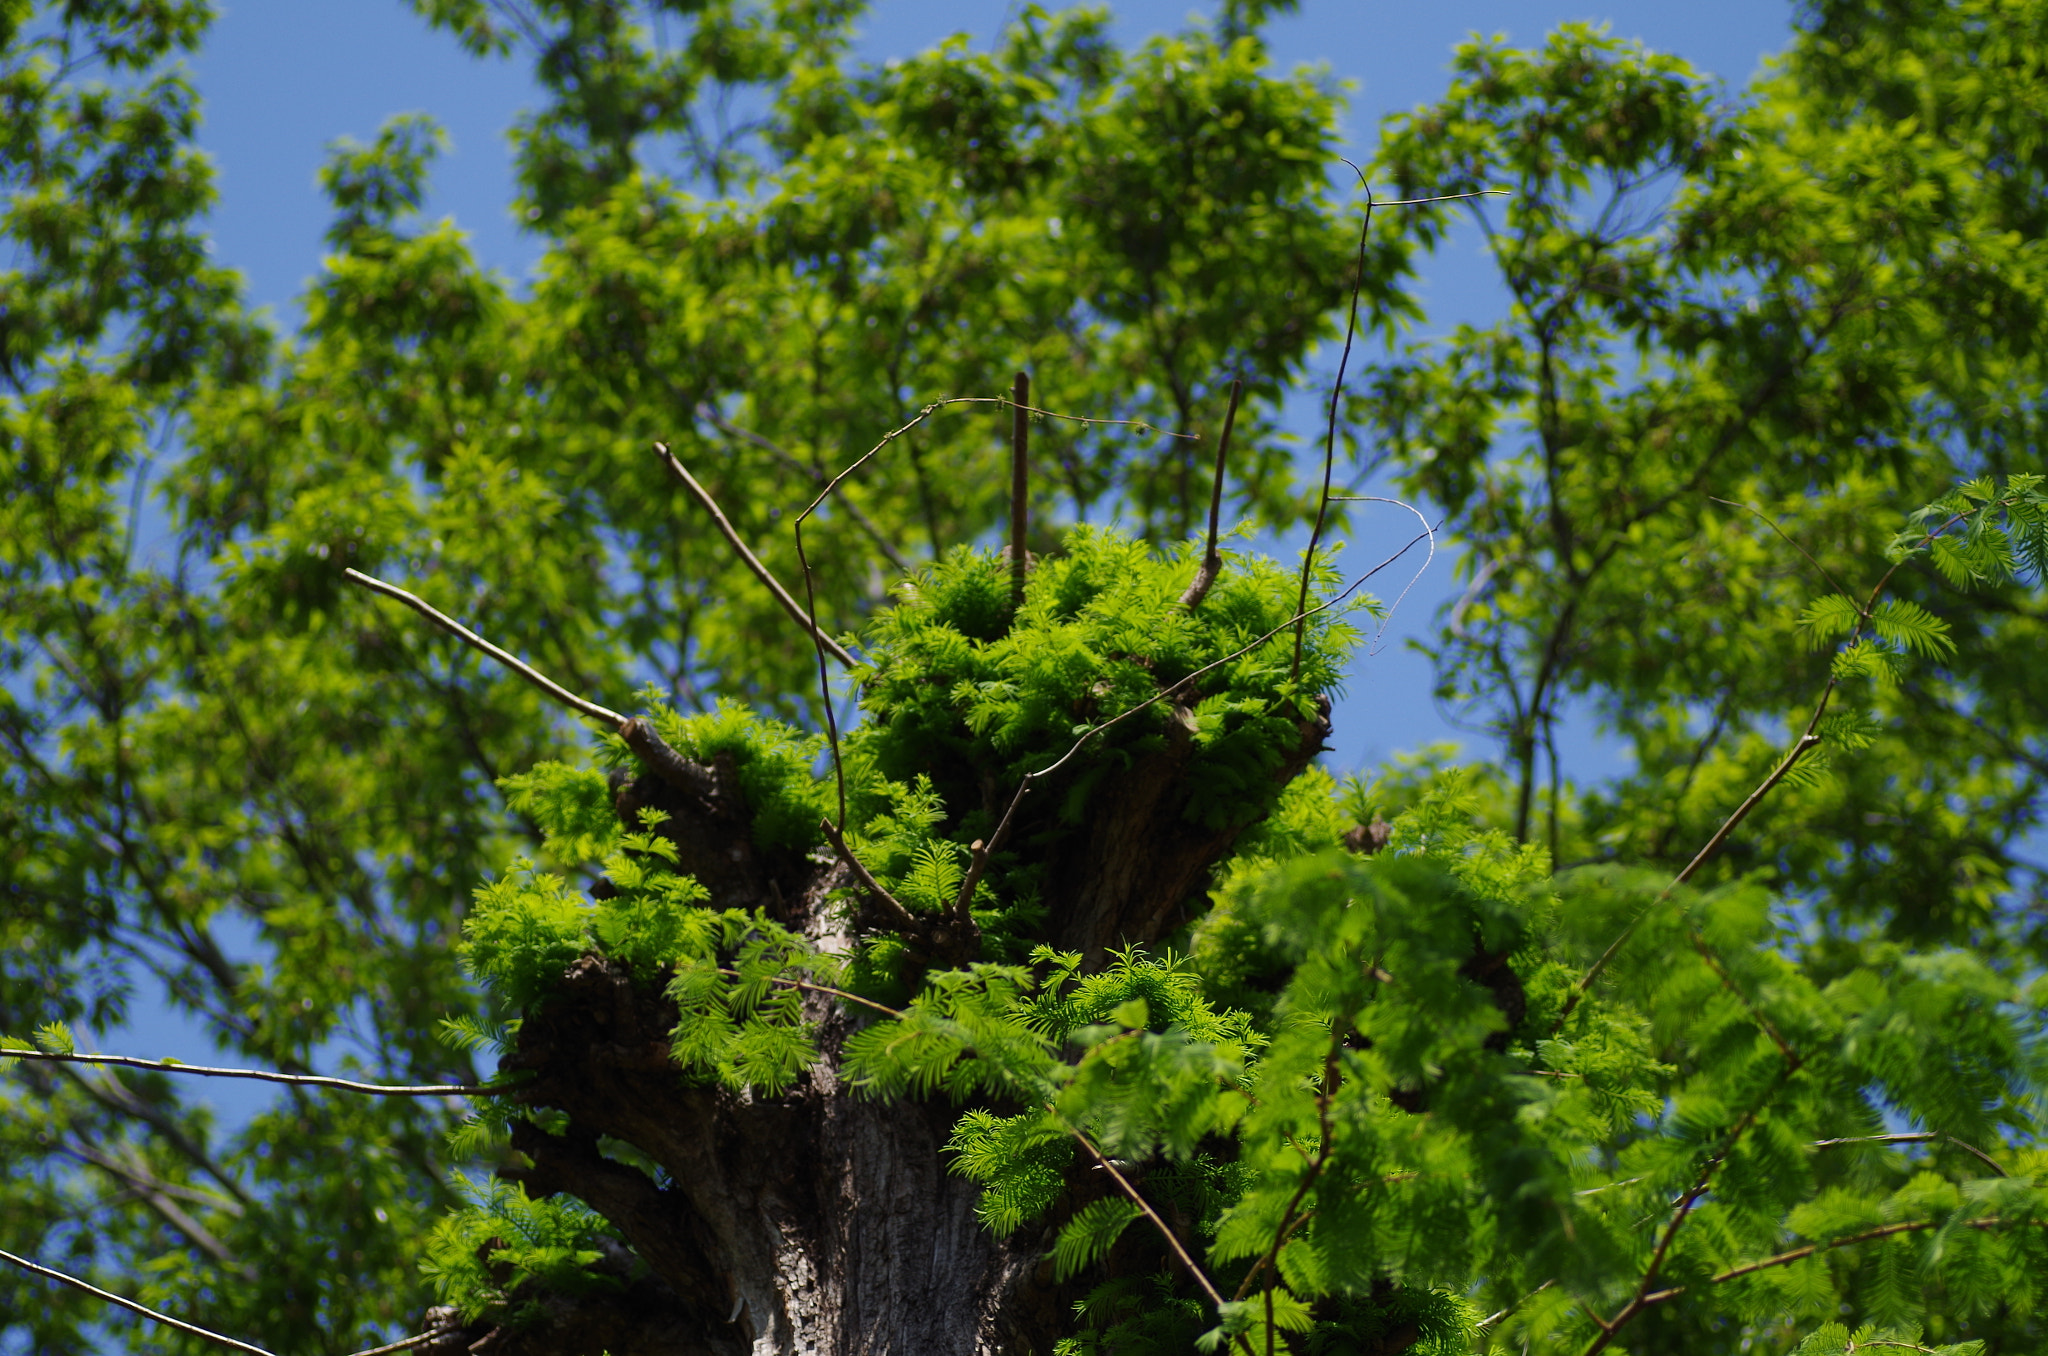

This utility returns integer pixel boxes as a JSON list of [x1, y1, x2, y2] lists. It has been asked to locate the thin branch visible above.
[[796, 395, 1197, 829], [342, 569, 623, 726], [1708, 495, 1853, 600], [1293, 176, 1375, 679], [654, 441, 858, 669], [1329, 496, 1438, 651], [1477, 1279, 1555, 1330], [1638, 1215, 2034, 1306], [1180, 378, 1244, 610], [4, 1048, 506, 1097], [815, 816, 923, 935], [694, 405, 912, 573], [1011, 372, 1031, 611], [0, 1246, 274, 1355], [1057, 1111, 1247, 1356], [2, 1247, 457, 1356], [726, 968, 906, 1022], [1811, 1131, 2008, 1177]]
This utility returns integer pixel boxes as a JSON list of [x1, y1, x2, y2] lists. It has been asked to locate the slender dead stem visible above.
[[815, 816, 921, 933], [0, 1048, 504, 1097], [1011, 372, 1030, 611], [1635, 1215, 2034, 1307], [789, 393, 1199, 832], [1057, 1112, 1255, 1355], [1329, 496, 1438, 650], [343, 569, 623, 726], [1180, 378, 1244, 610], [0, 1247, 451, 1356], [1293, 180, 1374, 680], [718, 968, 906, 1022], [654, 441, 857, 669], [695, 404, 913, 573]]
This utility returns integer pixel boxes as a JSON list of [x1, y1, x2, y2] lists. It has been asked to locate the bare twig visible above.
[[1, 1247, 272, 1356], [1293, 176, 1375, 680], [1056, 1112, 1245, 1354], [720, 968, 906, 1022], [695, 404, 913, 573], [342, 569, 623, 726], [1811, 1131, 2008, 1177], [655, 441, 858, 669], [1011, 372, 1031, 610], [815, 816, 923, 934], [1637, 1215, 2032, 1306], [1476, 1279, 1555, 1330], [1180, 377, 1244, 610], [1708, 495, 1853, 600], [2, 1047, 505, 1097]]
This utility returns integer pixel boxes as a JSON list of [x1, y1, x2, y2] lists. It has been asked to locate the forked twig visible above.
[[794, 395, 1198, 833], [0, 1048, 507, 1098], [655, 441, 858, 669], [1289, 177, 1508, 678], [1292, 177, 1375, 679]]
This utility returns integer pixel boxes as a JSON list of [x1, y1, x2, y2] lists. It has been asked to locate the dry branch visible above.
[[342, 569, 624, 726], [1179, 377, 1243, 611], [3, 1047, 505, 1097], [654, 441, 858, 669], [0, 1247, 456, 1356]]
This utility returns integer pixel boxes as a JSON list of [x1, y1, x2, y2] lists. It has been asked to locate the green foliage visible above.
[[853, 527, 1362, 835], [420, 1179, 622, 1325]]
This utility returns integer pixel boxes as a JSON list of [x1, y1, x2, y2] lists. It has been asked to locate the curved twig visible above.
[[1329, 495, 1438, 651]]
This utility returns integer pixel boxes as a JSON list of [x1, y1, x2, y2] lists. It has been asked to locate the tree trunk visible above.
[[431, 696, 1330, 1355]]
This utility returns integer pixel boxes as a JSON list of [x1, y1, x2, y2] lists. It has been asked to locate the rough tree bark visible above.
[[427, 693, 1332, 1356]]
